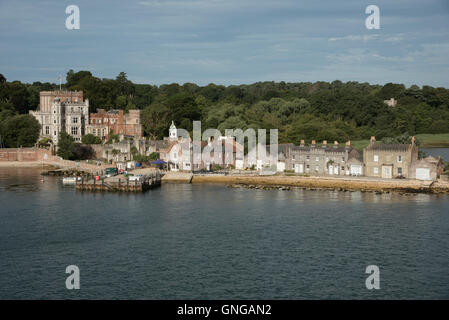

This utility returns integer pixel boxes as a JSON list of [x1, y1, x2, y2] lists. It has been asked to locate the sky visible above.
[[1, 0, 449, 87]]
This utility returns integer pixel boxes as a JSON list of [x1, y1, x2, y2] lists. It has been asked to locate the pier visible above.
[[75, 171, 162, 193]]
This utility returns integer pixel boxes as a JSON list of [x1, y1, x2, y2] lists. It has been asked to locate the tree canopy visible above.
[[1, 70, 449, 146]]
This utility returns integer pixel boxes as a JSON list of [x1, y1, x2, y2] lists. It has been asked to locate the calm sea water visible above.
[[421, 148, 449, 161], [1, 168, 449, 299]]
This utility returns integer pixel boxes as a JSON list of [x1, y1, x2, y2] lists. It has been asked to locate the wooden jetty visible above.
[[75, 171, 162, 193]]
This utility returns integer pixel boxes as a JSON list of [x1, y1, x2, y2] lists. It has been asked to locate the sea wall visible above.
[[0, 148, 52, 162], [191, 175, 449, 194]]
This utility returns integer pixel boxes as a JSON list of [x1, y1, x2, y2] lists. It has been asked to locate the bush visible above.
[[82, 134, 102, 145]]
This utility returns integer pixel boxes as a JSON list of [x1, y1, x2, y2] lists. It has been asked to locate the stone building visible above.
[[383, 98, 398, 107], [286, 140, 354, 175], [363, 136, 418, 179], [409, 155, 444, 180], [29, 91, 89, 143], [86, 109, 142, 140]]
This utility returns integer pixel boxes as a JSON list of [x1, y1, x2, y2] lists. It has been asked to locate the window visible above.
[[54, 131, 56, 136], [316, 157, 319, 162], [306, 165, 310, 169], [398, 167, 402, 174], [54, 119, 56, 124], [45, 126, 49, 135], [374, 167, 379, 174], [397, 155, 402, 162], [71, 127, 78, 135], [292, 155, 295, 160], [374, 155, 379, 162], [72, 117, 78, 124], [306, 155, 310, 161], [315, 166, 319, 171], [341, 157, 345, 162], [93, 129, 96, 135]]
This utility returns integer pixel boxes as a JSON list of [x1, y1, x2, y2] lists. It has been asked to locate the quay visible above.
[[75, 171, 162, 193]]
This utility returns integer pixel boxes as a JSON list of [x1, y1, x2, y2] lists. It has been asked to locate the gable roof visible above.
[[365, 143, 411, 152]]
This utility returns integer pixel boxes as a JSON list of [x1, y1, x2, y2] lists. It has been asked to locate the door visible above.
[[333, 166, 339, 175], [416, 168, 430, 180], [294, 164, 299, 173], [382, 166, 392, 179], [299, 164, 304, 174], [351, 165, 361, 176], [329, 165, 333, 175]]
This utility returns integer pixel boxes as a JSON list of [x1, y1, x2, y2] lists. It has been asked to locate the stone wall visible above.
[[0, 148, 52, 162]]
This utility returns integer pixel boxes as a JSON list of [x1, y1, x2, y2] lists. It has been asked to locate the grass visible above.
[[350, 140, 370, 151], [352, 133, 449, 150], [416, 133, 449, 147]]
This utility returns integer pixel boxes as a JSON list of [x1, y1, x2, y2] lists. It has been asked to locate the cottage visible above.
[[363, 136, 418, 179]]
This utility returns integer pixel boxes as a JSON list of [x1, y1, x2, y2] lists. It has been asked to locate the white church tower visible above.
[[169, 121, 177, 140]]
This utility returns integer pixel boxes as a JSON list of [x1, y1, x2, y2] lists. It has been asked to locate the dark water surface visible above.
[[421, 147, 449, 161], [1, 168, 448, 299]]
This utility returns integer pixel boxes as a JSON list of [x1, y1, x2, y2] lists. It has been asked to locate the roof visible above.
[[146, 140, 171, 151], [291, 145, 350, 153], [365, 143, 411, 152]]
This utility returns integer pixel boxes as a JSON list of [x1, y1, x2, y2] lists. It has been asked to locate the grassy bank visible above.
[[416, 134, 449, 147]]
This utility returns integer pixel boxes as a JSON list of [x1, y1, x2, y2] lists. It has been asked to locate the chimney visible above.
[[333, 141, 339, 148], [300, 139, 305, 147], [311, 140, 316, 147], [345, 140, 351, 149], [370, 136, 376, 144], [322, 140, 327, 148], [411, 136, 416, 145]]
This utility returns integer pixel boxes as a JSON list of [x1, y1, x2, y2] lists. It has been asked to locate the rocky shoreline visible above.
[[193, 175, 449, 194]]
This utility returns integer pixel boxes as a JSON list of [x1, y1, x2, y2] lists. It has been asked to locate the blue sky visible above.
[[1, 0, 449, 87]]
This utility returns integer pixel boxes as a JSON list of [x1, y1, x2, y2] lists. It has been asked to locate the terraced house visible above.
[[363, 136, 418, 179], [286, 140, 362, 176]]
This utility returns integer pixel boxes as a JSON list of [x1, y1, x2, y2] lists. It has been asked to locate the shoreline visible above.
[[0, 161, 57, 169], [192, 175, 449, 194]]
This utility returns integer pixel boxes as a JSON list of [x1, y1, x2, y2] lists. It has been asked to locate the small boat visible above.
[[62, 177, 81, 184]]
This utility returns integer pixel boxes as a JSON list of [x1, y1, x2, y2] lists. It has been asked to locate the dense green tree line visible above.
[[1, 70, 449, 147]]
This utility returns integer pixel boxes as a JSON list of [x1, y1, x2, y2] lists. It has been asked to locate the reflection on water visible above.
[[0, 167, 448, 299]]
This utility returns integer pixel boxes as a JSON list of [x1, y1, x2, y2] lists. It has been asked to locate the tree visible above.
[[0, 73, 6, 84], [148, 152, 159, 161], [0, 114, 40, 147], [82, 133, 102, 144], [72, 144, 95, 160], [57, 132, 75, 160]]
